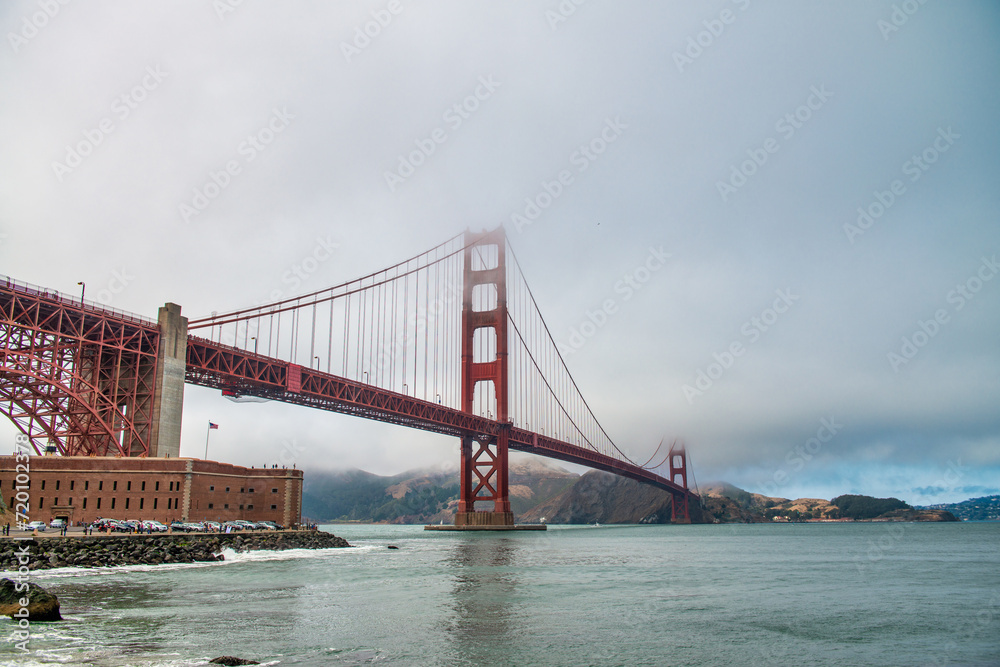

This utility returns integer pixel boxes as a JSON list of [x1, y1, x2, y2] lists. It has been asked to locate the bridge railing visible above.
[[1, 275, 157, 328]]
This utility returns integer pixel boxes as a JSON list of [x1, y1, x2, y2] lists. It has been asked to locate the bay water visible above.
[[3, 522, 998, 666]]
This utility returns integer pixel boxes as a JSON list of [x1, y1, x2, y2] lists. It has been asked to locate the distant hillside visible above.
[[831, 494, 909, 519], [302, 468, 458, 524], [521, 471, 664, 524], [700, 482, 787, 512], [302, 465, 962, 525], [922, 495, 1000, 521], [302, 458, 577, 524], [508, 460, 578, 516]]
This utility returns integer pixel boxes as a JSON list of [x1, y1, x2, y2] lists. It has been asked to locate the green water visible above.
[[3, 522, 998, 666]]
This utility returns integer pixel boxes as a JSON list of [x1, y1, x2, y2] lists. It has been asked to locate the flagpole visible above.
[[205, 422, 211, 460]]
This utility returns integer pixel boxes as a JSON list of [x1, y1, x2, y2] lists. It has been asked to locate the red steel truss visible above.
[[0, 277, 159, 456], [1, 226, 699, 516], [184, 335, 695, 500]]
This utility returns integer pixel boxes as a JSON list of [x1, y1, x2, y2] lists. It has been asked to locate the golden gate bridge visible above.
[[0, 228, 697, 526]]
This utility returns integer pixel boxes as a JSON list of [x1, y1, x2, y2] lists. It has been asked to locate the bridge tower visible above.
[[455, 228, 514, 528], [668, 442, 692, 524]]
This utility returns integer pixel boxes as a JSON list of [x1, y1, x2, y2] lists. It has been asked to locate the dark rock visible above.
[[209, 656, 260, 665], [0, 531, 350, 572], [0, 578, 62, 621], [387, 545, 399, 550]]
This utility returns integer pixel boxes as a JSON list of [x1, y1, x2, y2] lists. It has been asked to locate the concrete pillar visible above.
[[182, 459, 193, 522], [149, 303, 187, 458]]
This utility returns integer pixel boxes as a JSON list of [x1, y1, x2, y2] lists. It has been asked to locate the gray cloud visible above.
[[1, 0, 997, 504]]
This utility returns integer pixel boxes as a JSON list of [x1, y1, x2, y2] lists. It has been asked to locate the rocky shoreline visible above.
[[0, 530, 350, 571]]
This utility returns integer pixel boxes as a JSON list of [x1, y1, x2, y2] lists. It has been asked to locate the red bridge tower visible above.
[[455, 228, 514, 528]]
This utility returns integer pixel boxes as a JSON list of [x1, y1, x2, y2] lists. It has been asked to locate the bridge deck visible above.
[[186, 336, 696, 499]]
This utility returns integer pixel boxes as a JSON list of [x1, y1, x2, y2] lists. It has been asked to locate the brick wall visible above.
[[0, 456, 303, 527]]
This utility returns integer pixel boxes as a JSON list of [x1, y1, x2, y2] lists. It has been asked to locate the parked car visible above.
[[24, 521, 46, 531], [49, 518, 66, 529], [203, 521, 222, 532], [257, 521, 280, 530], [222, 521, 244, 532], [183, 522, 205, 532], [169, 521, 188, 532], [139, 521, 168, 533], [90, 518, 126, 532]]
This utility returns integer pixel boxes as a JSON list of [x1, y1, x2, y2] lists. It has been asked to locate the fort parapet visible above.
[[0, 456, 302, 527]]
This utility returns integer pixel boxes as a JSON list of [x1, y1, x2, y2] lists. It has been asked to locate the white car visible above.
[[50, 519, 66, 529], [24, 521, 46, 531]]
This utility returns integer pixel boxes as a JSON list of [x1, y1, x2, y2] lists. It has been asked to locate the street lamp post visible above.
[[77, 281, 85, 303]]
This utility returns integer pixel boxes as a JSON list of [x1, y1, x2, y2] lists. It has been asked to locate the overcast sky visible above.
[[2, 1, 997, 505]]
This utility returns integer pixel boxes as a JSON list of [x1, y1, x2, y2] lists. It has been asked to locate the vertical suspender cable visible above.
[[327, 292, 334, 374], [310, 300, 317, 368], [402, 272, 408, 393]]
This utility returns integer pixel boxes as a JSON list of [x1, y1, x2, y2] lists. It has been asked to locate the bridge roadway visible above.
[[185, 335, 696, 500], [0, 275, 695, 502]]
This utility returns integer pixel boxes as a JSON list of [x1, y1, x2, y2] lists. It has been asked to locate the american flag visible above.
[[208, 422, 219, 430]]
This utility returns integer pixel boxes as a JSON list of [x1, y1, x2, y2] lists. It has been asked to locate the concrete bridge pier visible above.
[[149, 303, 187, 458]]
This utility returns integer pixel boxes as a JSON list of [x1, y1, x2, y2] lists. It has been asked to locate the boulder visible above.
[[0, 578, 62, 621], [209, 657, 260, 665]]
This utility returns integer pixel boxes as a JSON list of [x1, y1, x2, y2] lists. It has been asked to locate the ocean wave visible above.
[[2, 649, 283, 667], [2, 545, 372, 581]]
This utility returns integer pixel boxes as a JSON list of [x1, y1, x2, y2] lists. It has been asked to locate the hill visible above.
[[520, 470, 690, 524], [922, 495, 1000, 521], [301, 468, 457, 524], [521, 475, 958, 524], [301, 458, 577, 524], [301, 464, 961, 525]]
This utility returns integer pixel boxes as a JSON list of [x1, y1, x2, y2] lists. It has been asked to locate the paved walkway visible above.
[[0, 527, 309, 540]]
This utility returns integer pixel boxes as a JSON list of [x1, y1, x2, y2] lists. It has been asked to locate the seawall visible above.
[[0, 530, 350, 571]]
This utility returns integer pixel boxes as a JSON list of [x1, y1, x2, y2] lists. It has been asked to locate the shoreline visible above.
[[0, 530, 351, 572]]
